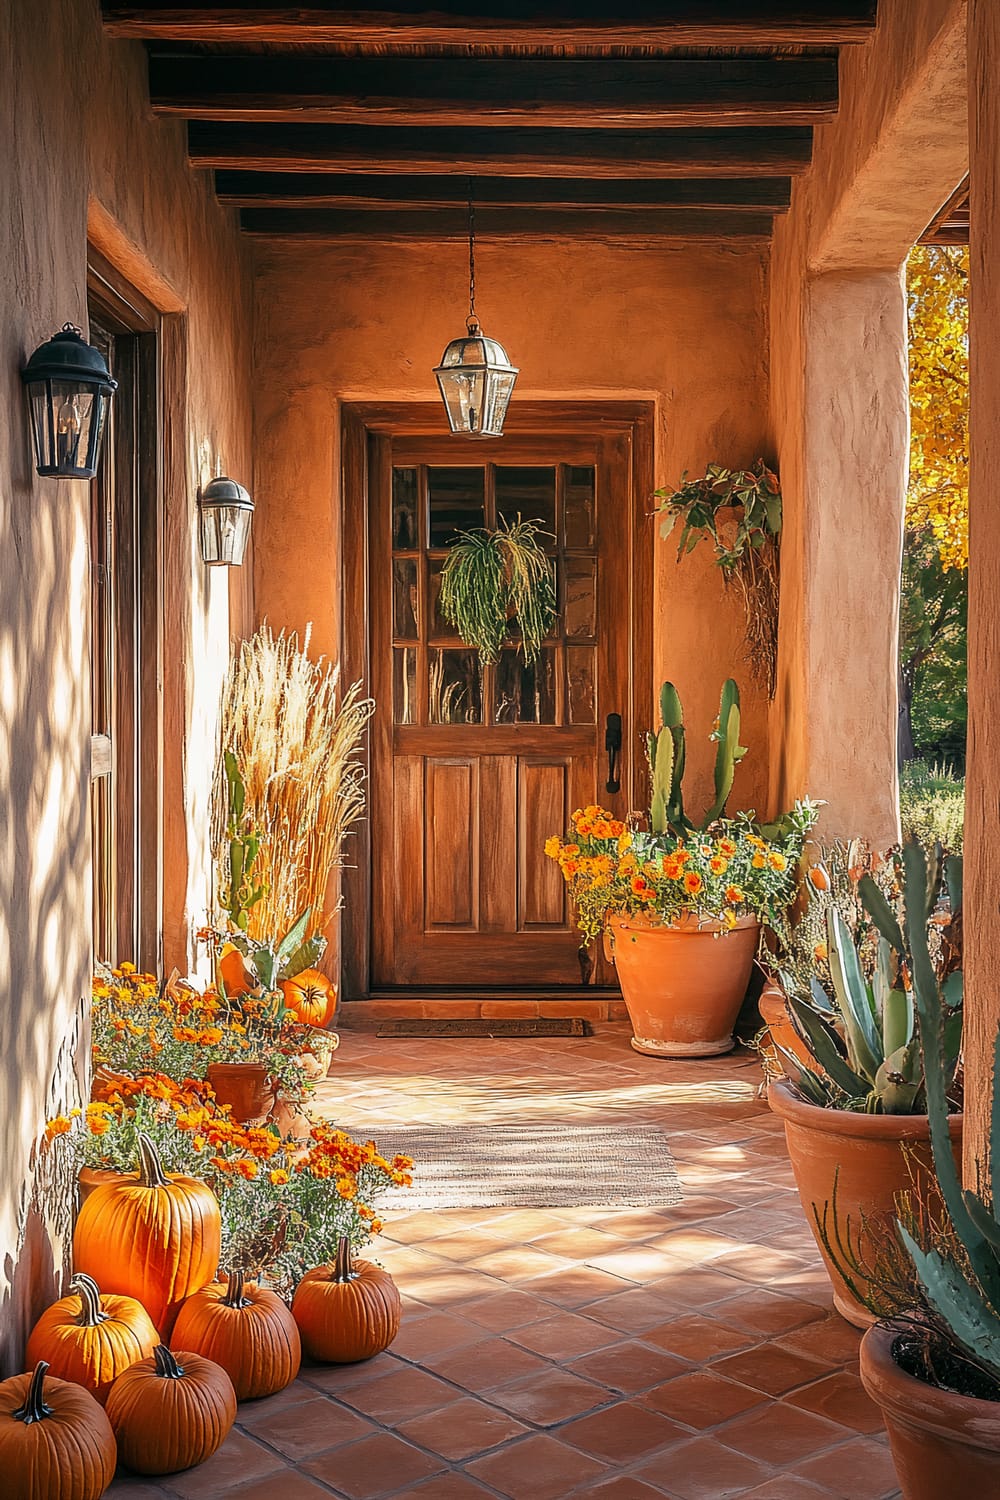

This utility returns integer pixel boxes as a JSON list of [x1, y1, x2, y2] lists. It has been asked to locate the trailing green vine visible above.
[[439, 515, 557, 665], [654, 461, 782, 697]]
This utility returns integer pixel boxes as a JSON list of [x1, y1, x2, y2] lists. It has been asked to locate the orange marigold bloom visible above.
[[709, 856, 728, 875], [683, 872, 704, 897], [725, 885, 745, 905], [814, 941, 829, 962], [768, 851, 788, 873], [751, 853, 766, 869], [337, 1177, 358, 1200], [662, 856, 685, 881], [235, 1158, 259, 1180], [87, 1115, 110, 1136], [45, 1115, 73, 1140], [718, 837, 737, 857]]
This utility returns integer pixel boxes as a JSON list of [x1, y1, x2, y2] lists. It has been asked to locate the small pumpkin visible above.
[[292, 1238, 401, 1363], [0, 1361, 116, 1499], [218, 941, 255, 998], [73, 1132, 221, 1335], [105, 1343, 236, 1475], [25, 1273, 158, 1404], [170, 1268, 301, 1400], [280, 967, 337, 1029]]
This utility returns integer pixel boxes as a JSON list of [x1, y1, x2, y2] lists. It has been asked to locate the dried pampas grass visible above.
[[213, 625, 374, 942]]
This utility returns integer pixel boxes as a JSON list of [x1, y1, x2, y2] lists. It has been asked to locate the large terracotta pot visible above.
[[768, 1078, 963, 1327], [757, 979, 823, 1074], [605, 912, 758, 1058], [860, 1322, 1000, 1496], [206, 1061, 271, 1123]]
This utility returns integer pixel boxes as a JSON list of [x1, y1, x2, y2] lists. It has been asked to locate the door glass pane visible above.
[[429, 649, 482, 724], [564, 465, 596, 548], [428, 558, 460, 639], [495, 647, 557, 725], [564, 557, 597, 640], [566, 647, 597, 724], [428, 467, 485, 547], [392, 467, 419, 550], [392, 558, 419, 639], [495, 466, 556, 535], [393, 647, 418, 724]]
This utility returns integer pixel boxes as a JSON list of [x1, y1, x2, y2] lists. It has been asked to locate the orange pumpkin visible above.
[[218, 941, 255, 997], [25, 1273, 158, 1404], [73, 1132, 221, 1335], [292, 1239, 401, 1363], [0, 1361, 116, 1499], [280, 967, 337, 1028], [170, 1268, 301, 1400], [105, 1344, 236, 1475]]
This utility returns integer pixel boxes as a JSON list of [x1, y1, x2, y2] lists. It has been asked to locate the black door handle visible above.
[[605, 712, 622, 794]]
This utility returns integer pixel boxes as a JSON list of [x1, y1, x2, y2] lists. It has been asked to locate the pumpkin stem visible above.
[[71, 1273, 109, 1327], [222, 1268, 250, 1308], [12, 1363, 55, 1425], [136, 1132, 170, 1188], [152, 1344, 186, 1380], [332, 1236, 358, 1284]]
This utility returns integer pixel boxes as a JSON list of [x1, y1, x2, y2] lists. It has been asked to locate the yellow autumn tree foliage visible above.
[[906, 244, 969, 570]]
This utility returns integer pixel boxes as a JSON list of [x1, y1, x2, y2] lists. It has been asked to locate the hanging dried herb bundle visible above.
[[439, 515, 557, 664], [655, 461, 781, 697]]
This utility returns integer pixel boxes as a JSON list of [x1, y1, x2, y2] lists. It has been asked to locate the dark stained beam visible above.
[[215, 172, 793, 210], [189, 123, 813, 176], [238, 206, 776, 239], [105, 2, 878, 48], [150, 56, 838, 129]]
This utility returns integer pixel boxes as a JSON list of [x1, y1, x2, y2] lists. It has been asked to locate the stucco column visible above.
[[772, 268, 907, 848], [964, 0, 1000, 1181]]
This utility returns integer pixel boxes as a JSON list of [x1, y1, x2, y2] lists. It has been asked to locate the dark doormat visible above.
[[375, 1017, 589, 1038]]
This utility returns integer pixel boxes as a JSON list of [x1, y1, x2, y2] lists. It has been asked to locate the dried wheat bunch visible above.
[[213, 625, 374, 942]]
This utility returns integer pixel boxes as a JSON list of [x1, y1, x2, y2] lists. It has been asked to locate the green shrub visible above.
[[899, 759, 965, 851]]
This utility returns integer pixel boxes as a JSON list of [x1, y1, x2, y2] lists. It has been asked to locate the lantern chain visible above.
[[468, 179, 476, 330]]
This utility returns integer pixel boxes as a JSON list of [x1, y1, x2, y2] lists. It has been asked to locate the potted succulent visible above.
[[825, 843, 1000, 1495], [545, 679, 817, 1057], [767, 841, 964, 1326], [438, 513, 556, 664]]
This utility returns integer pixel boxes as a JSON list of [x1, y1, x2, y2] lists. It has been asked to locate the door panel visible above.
[[370, 427, 637, 989]]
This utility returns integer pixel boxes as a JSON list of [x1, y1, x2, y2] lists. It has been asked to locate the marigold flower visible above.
[[718, 837, 737, 857], [768, 851, 788, 873], [752, 853, 766, 869], [709, 855, 728, 875], [683, 871, 704, 897], [724, 885, 745, 905], [722, 909, 738, 930], [544, 835, 562, 859], [269, 1168, 290, 1186], [814, 941, 829, 962], [45, 1115, 73, 1139], [235, 1158, 259, 1180], [87, 1114, 110, 1136]]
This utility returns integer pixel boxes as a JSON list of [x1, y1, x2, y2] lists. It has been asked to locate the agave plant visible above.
[[776, 848, 963, 1114]]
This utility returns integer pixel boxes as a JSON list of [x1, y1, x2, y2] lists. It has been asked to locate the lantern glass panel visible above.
[[27, 380, 109, 479], [199, 503, 253, 566]]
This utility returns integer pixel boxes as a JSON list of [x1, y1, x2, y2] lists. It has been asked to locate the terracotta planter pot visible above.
[[860, 1322, 1000, 1496], [605, 912, 759, 1057], [269, 1096, 313, 1143], [757, 980, 823, 1075], [78, 1167, 124, 1205], [206, 1061, 272, 1123], [768, 1079, 963, 1327]]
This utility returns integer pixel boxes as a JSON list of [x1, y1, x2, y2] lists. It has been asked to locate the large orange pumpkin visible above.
[[170, 1268, 301, 1400], [280, 967, 337, 1028], [0, 1361, 116, 1499], [25, 1273, 158, 1405], [105, 1344, 236, 1475], [73, 1132, 221, 1336], [292, 1239, 401, 1363]]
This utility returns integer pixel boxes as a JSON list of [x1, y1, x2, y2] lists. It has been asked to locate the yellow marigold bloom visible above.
[[576, 821, 594, 836], [709, 856, 728, 875], [722, 909, 738, 930], [87, 1114, 110, 1136], [544, 835, 562, 859], [725, 885, 745, 904], [768, 851, 788, 873], [592, 819, 611, 838], [584, 804, 600, 818], [269, 1168, 290, 1186], [718, 837, 737, 857], [617, 830, 632, 855], [752, 853, 766, 869], [120, 961, 136, 974], [337, 1177, 358, 1200], [235, 1158, 259, 1180]]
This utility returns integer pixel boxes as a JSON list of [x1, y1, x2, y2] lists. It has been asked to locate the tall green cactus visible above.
[[647, 679, 745, 837]]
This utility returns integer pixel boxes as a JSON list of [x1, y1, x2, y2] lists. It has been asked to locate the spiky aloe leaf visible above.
[[826, 907, 882, 1082], [279, 933, 327, 982], [873, 1040, 922, 1114], [859, 873, 904, 953], [773, 1045, 838, 1106], [275, 909, 311, 967], [899, 1227, 1000, 1382], [962, 1190, 1000, 1255], [881, 982, 913, 1059], [659, 681, 683, 731], [787, 995, 872, 1095], [903, 840, 1000, 1306], [650, 729, 674, 837]]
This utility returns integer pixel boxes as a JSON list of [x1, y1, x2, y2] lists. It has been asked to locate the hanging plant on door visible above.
[[439, 514, 557, 664], [654, 460, 782, 697]]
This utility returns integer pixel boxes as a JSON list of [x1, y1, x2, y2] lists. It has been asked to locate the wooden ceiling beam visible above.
[[105, 2, 878, 48], [150, 56, 837, 129], [237, 205, 776, 239], [189, 123, 813, 176], [214, 171, 793, 210]]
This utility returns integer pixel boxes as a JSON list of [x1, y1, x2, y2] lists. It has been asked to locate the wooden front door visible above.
[[349, 403, 652, 995]]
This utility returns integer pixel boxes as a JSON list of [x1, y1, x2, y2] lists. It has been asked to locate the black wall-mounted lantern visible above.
[[21, 324, 117, 479], [198, 475, 254, 566]]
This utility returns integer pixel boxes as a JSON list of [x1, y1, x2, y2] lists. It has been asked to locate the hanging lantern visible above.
[[198, 476, 254, 566], [21, 324, 117, 479], [434, 185, 518, 438]]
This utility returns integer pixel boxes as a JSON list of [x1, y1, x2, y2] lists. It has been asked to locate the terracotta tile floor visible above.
[[106, 1023, 899, 1500]]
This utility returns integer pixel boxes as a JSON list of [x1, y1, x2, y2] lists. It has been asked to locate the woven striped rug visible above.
[[336, 1122, 682, 1210]]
